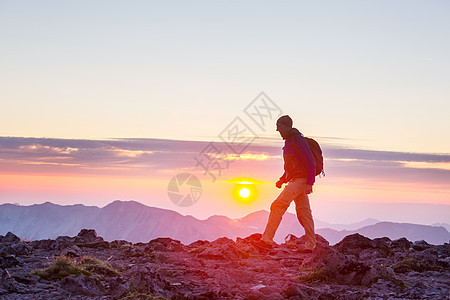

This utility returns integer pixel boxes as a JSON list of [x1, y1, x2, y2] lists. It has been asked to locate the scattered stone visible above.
[[0, 229, 448, 299]]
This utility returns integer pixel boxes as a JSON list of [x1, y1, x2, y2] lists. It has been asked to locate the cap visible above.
[[276, 115, 293, 128]]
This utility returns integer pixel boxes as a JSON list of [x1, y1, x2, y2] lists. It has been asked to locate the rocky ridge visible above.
[[0, 230, 448, 299]]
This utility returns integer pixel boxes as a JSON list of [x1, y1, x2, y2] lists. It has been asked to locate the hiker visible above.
[[254, 115, 317, 253]]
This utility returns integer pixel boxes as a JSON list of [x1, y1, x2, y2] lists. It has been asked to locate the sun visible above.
[[239, 187, 251, 198], [233, 182, 257, 204]]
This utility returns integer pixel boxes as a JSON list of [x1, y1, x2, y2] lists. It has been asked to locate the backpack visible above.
[[304, 137, 325, 177]]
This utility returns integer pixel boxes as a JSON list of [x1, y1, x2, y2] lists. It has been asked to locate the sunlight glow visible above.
[[232, 181, 258, 204], [239, 187, 251, 198]]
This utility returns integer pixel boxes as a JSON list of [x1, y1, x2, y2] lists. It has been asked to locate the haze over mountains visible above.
[[0, 200, 448, 245]]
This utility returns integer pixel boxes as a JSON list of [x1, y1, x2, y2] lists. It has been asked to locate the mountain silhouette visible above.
[[0, 200, 448, 244]]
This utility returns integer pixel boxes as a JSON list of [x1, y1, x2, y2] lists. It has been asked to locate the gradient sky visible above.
[[1, 1, 449, 225]]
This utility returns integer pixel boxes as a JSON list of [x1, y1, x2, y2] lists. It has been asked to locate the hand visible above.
[[305, 184, 313, 194], [276, 180, 284, 189]]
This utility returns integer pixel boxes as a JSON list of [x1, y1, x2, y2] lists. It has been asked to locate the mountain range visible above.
[[0, 200, 448, 245]]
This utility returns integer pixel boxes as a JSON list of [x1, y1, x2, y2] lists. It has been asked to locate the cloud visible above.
[[0, 136, 449, 186], [324, 146, 450, 163]]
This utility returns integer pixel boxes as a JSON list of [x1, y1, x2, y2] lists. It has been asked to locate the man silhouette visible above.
[[254, 115, 317, 253]]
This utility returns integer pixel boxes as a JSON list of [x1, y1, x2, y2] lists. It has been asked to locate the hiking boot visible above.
[[250, 239, 273, 251]]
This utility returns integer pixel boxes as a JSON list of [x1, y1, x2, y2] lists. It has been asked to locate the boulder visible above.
[[0, 255, 20, 268], [31, 239, 58, 250], [335, 233, 372, 256], [197, 243, 241, 260], [0, 232, 21, 244], [10, 243, 32, 256], [74, 229, 103, 243], [0, 269, 17, 294], [60, 245, 82, 258], [391, 237, 412, 250], [412, 240, 432, 251], [61, 275, 104, 296]]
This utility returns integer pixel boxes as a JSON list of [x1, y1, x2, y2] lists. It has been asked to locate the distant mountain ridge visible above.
[[0, 200, 448, 245]]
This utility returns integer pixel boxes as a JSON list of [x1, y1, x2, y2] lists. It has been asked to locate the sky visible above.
[[1, 1, 449, 225]]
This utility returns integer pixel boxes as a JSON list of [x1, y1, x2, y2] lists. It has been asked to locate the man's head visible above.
[[276, 115, 293, 139]]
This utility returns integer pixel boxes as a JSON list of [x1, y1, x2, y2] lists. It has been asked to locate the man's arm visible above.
[[276, 172, 286, 188]]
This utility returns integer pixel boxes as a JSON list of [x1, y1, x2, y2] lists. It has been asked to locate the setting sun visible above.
[[239, 187, 251, 198], [232, 182, 257, 204]]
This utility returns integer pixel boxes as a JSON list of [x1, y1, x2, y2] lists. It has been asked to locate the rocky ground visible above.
[[0, 229, 448, 299]]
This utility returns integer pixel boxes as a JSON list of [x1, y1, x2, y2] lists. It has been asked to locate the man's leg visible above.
[[261, 184, 295, 244], [294, 188, 316, 250]]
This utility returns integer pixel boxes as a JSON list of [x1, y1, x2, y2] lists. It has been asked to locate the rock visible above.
[[360, 265, 396, 286], [242, 233, 263, 242], [0, 230, 447, 299], [108, 276, 129, 299], [167, 240, 184, 252], [340, 260, 372, 285], [187, 240, 209, 248], [302, 243, 347, 273], [197, 243, 241, 260], [301, 241, 375, 286], [110, 240, 132, 248], [211, 236, 235, 246], [245, 289, 266, 300], [412, 240, 432, 251], [392, 257, 420, 273], [10, 243, 32, 256], [148, 237, 175, 247], [76, 241, 110, 249], [56, 236, 75, 250], [74, 229, 103, 243], [369, 237, 391, 258], [296, 234, 330, 247], [392, 237, 412, 250], [147, 237, 184, 252], [60, 245, 82, 257], [61, 275, 104, 296], [335, 233, 372, 256], [259, 286, 284, 299], [31, 239, 58, 250], [282, 281, 307, 298], [11, 271, 40, 284], [0, 269, 17, 294], [0, 255, 20, 268], [287, 283, 334, 299], [0, 232, 21, 244], [55, 236, 73, 242]]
